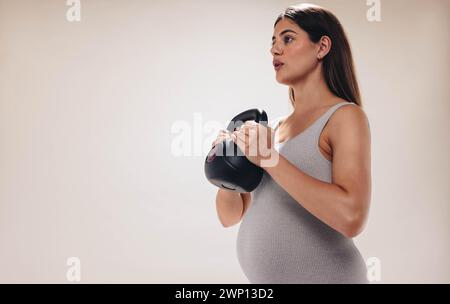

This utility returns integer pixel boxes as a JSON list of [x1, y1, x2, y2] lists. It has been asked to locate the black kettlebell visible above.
[[204, 109, 268, 193]]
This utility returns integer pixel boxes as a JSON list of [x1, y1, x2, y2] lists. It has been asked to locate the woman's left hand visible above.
[[231, 121, 278, 168]]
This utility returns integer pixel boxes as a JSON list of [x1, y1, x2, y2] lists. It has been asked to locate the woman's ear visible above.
[[317, 35, 332, 60]]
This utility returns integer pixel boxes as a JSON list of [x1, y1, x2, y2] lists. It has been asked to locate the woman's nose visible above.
[[270, 43, 282, 56]]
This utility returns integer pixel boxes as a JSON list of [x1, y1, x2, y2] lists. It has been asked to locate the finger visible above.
[[212, 135, 227, 147], [236, 131, 251, 155], [232, 133, 247, 156], [235, 130, 246, 141], [247, 128, 260, 156], [212, 140, 220, 148], [234, 130, 249, 144], [238, 125, 251, 137], [219, 129, 227, 136], [232, 131, 245, 145], [231, 132, 236, 141], [241, 126, 259, 144]]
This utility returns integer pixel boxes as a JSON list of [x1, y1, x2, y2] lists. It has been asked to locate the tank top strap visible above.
[[310, 101, 357, 138]]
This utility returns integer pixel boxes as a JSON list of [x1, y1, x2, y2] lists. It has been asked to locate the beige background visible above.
[[0, 0, 448, 283]]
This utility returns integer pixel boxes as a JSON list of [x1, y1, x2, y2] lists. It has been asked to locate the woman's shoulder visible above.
[[327, 100, 371, 142], [330, 100, 369, 126]]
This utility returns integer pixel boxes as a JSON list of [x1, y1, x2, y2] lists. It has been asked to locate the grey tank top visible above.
[[236, 102, 368, 284]]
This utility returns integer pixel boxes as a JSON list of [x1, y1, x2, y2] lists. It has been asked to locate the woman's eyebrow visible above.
[[272, 29, 298, 41]]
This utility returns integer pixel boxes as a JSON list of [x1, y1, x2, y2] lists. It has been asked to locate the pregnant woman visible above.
[[213, 3, 371, 284]]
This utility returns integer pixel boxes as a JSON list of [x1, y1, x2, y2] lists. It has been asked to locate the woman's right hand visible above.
[[211, 129, 232, 148]]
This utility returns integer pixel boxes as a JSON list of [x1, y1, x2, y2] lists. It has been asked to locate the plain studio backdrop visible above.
[[0, 0, 448, 283]]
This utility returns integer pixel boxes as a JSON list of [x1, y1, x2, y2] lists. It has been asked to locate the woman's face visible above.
[[271, 18, 319, 85]]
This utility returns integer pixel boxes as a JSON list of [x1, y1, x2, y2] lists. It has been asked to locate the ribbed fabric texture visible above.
[[236, 102, 368, 284]]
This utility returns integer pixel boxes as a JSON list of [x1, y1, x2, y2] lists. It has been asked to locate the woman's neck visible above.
[[290, 67, 336, 114]]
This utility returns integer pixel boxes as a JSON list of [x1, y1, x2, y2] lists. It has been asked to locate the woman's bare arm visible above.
[[216, 190, 252, 227], [264, 106, 371, 237]]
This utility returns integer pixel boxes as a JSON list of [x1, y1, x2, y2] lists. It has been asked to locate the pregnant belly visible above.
[[236, 208, 368, 283]]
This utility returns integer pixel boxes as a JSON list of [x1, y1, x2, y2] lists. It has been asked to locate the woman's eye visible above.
[[284, 36, 293, 44], [271, 36, 293, 47]]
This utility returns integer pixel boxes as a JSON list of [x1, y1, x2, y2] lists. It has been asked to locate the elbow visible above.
[[219, 218, 230, 228], [342, 220, 364, 238], [339, 193, 370, 238], [341, 207, 368, 238]]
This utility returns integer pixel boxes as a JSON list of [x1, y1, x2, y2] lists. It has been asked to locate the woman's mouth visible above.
[[274, 63, 284, 71]]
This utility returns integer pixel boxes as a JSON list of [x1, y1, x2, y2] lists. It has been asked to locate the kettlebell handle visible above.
[[226, 109, 268, 132]]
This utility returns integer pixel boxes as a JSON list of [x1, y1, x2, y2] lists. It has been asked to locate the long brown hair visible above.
[[275, 4, 362, 107]]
